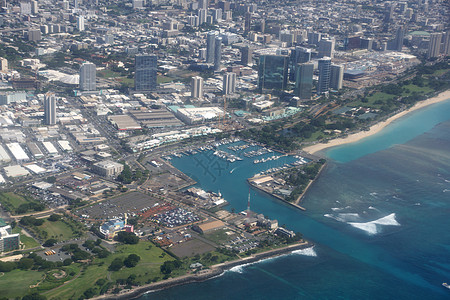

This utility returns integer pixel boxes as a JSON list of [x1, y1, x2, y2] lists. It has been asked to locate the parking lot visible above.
[[75, 191, 158, 221]]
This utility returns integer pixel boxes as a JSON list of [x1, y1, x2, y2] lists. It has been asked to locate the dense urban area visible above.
[[0, 0, 449, 298]]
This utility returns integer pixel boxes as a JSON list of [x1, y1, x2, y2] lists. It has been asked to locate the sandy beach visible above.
[[303, 89, 450, 154]]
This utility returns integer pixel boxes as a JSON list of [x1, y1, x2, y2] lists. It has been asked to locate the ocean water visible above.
[[142, 99, 450, 300]]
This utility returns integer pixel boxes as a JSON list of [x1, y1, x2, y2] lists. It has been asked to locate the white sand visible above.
[[303, 89, 450, 154]]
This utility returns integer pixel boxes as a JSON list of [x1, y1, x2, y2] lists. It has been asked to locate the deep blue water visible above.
[[142, 99, 450, 300]]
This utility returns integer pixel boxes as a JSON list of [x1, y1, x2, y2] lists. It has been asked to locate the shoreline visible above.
[[93, 241, 313, 300], [302, 89, 450, 154]]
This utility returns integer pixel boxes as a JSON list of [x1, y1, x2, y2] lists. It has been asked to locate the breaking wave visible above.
[[291, 246, 317, 257], [348, 213, 400, 235]]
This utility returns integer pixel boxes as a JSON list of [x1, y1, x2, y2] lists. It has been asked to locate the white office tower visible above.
[[318, 38, 335, 58], [191, 76, 204, 99], [77, 16, 85, 31], [79, 62, 96, 91], [44, 93, 57, 125], [223, 72, 236, 95], [330, 64, 344, 90]]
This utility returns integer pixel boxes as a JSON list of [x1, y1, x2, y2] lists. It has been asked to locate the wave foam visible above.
[[291, 246, 317, 257], [443, 189, 450, 193], [368, 206, 377, 210], [348, 213, 400, 235]]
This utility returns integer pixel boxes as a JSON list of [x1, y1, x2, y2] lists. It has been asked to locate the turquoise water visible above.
[[327, 100, 450, 162], [142, 99, 450, 300]]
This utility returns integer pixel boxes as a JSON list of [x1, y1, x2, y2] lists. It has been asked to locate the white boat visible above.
[[443, 282, 450, 290]]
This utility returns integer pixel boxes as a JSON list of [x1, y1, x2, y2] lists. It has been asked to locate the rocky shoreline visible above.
[[93, 241, 313, 300]]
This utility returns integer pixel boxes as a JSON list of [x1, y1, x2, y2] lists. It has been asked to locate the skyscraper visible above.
[[295, 63, 314, 100], [214, 36, 222, 71], [198, 9, 207, 25], [443, 31, 450, 56], [76, 16, 85, 31], [244, 12, 251, 33], [198, 0, 208, 9], [44, 93, 56, 125], [394, 26, 405, 52], [135, 54, 157, 92], [79, 62, 96, 91], [330, 64, 344, 90], [427, 32, 442, 59], [191, 76, 204, 99], [223, 72, 236, 95], [318, 38, 335, 58], [317, 57, 331, 95], [290, 47, 311, 81], [258, 55, 289, 91], [241, 46, 253, 66], [206, 32, 216, 63]]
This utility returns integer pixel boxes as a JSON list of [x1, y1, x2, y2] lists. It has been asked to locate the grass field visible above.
[[12, 227, 40, 249], [45, 241, 173, 299], [0, 269, 44, 298], [39, 220, 75, 241], [157, 75, 174, 84], [98, 69, 122, 78], [204, 228, 236, 244], [0, 192, 33, 213]]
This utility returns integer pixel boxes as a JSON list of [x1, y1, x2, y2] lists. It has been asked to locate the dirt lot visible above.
[[170, 238, 215, 258]]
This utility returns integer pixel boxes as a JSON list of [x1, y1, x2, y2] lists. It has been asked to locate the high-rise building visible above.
[[211, 8, 222, 22], [79, 62, 96, 91], [293, 47, 312, 64], [318, 38, 335, 58], [77, 16, 85, 31], [44, 93, 56, 125], [258, 55, 289, 91], [223, 72, 236, 95], [206, 32, 216, 63], [191, 76, 204, 99], [330, 64, 344, 90], [394, 26, 405, 52], [31, 0, 38, 14], [317, 57, 332, 95], [198, 9, 207, 24], [360, 38, 373, 50], [241, 46, 253, 66], [20, 1, 31, 15], [427, 33, 442, 59], [308, 32, 321, 46], [244, 12, 251, 33], [443, 31, 450, 56], [0, 58, 7, 72], [290, 47, 311, 81], [295, 63, 314, 100], [214, 36, 222, 71], [135, 54, 157, 92], [198, 0, 208, 9], [218, 1, 230, 11]]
